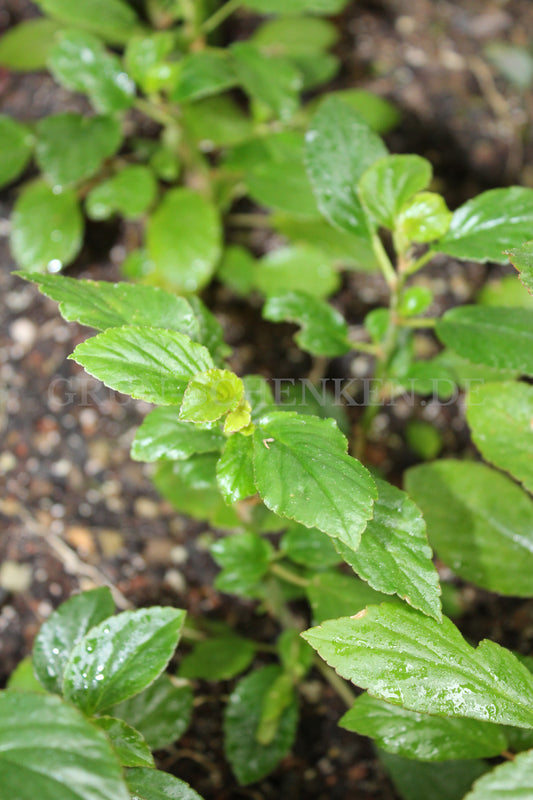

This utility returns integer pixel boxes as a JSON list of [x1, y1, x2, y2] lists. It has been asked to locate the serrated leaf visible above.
[[253, 412, 376, 550], [93, 717, 154, 768], [0, 115, 33, 188], [63, 607, 185, 715], [224, 665, 299, 785], [242, 0, 348, 12], [48, 30, 135, 114], [341, 693, 507, 761], [397, 192, 452, 243], [464, 749, 533, 799], [11, 181, 83, 272], [358, 155, 432, 230], [180, 369, 244, 424], [0, 691, 129, 800], [232, 42, 302, 122], [406, 460, 533, 595], [71, 326, 214, 405], [33, 587, 114, 694], [132, 408, 224, 462], [306, 570, 388, 623], [36, 0, 141, 45], [256, 245, 339, 299], [211, 532, 274, 597], [508, 240, 533, 295], [179, 636, 255, 681], [126, 767, 204, 800], [436, 305, 533, 375], [263, 291, 350, 356], [111, 673, 193, 750], [281, 523, 341, 569], [171, 49, 237, 102], [0, 18, 62, 71], [216, 434, 257, 504], [436, 187, 533, 263], [304, 602, 533, 727], [36, 113, 122, 188], [467, 381, 533, 493], [86, 165, 157, 220], [336, 480, 441, 620], [305, 96, 387, 237], [146, 188, 221, 293], [380, 751, 488, 800], [275, 379, 350, 435]]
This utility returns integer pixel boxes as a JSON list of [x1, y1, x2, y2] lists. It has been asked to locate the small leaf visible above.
[[273, 214, 378, 270], [224, 398, 252, 433], [179, 636, 255, 681], [211, 532, 274, 597], [306, 570, 388, 623], [396, 192, 452, 243], [180, 369, 244, 424], [11, 181, 83, 272], [478, 274, 533, 308], [32, 587, 114, 694], [253, 412, 376, 550], [93, 717, 154, 768], [146, 188, 221, 293], [171, 49, 237, 102], [36, 113, 122, 188], [0, 116, 33, 189], [341, 693, 507, 761], [252, 16, 337, 55], [36, 0, 141, 45], [508, 240, 533, 295], [398, 286, 434, 317], [182, 95, 254, 149], [124, 32, 176, 94], [6, 657, 46, 693], [436, 305, 533, 376], [217, 245, 257, 295], [0, 692, 129, 800], [126, 767, 204, 800], [187, 296, 231, 364], [216, 434, 257, 504], [263, 291, 350, 356], [132, 408, 224, 462], [0, 18, 62, 71], [63, 607, 186, 715], [111, 673, 193, 750], [380, 751, 488, 800], [71, 326, 214, 406], [358, 155, 432, 230], [256, 672, 296, 745], [231, 42, 302, 122], [256, 246, 339, 299], [327, 88, 400, 134], [464, 749, 533, 799], [86, 165, 157, 220], [281, 523, 341, 569], [436, 187, 533, 263], [303, 603, 533, 727], [224, 665, 299, 785], [242, 0, 348, 13]]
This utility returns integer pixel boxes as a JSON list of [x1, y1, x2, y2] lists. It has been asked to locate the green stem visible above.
[[270, 563, 310, 588], [201, 0, 242, 33], [399, 317, 437, 328], [227, 213, 273, 228], [371, 232, 397, 289], [134, 98, 176, 128], [404, 248, 434, 276], [313, 656, 357, 708]]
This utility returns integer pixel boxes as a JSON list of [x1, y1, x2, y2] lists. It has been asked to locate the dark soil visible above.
[[2, 1, 533, 798]]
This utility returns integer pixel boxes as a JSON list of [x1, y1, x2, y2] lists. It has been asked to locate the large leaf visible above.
[[36, 0, 140, 44], [436, 305, 533, 375], [231, 43, 302, 122], [126, 768, 203, 800], [305, 96, 387, 237], [436, 187, 533, 263], [358, 154, 432, 230], [463, 749, 533, 799], [253, 412, 376, 549], [11, 181, 83, 272], [63, 607, 185, 715], [86, 165, 157, 220], [242, 0, 348, 12], [256, 246, 339, 299], [406, 460, 533, 596], [224, 665, 299, 785], [70, 326, 214, 405], [341, 693, 507, 761], [380, 752, 488, 800], [263, 291, 350, 356], [508, 240, 533, 295], [0, 116, 33, 188], [0, 19, 62, 71], [93, 717, 154, 768], [0, 692, 129, 800], [336, 480, 441, 620], [32, 587, 114, 694], [132, 408, 224, 462], [306, 570, 388, 623], [146, 188, 221, 293], [304, 603, 533, 727], [467, 381, 533, 493]]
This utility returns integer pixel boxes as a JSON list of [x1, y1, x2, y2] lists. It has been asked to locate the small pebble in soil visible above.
[[0, 561, 32, 594]]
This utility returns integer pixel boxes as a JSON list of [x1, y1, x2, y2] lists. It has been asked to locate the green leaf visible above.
[[12, 182, 83, 272], [36, 0, 141, 45], [132, 408, 224, 462], [436, 305, 533, 375], [63, 607, 186, 715], [325, 89, 400, 134], [187, 296, 231, 363], [478, 275, 533, 308], [19, 273, 199, 338], [281, 523, 341, 569], [111, 673, 193, 750], [231, 43, 302, 122], [358, 155, 432, 230], [171, 49, 237, 102], [93, 717, 154, 768], [304, 603, 533, 727], [0, 691, 129, 800], [252, 16, 337, 55], [336, 480, 442, 620], [242, 0, 348, 13], [217, 245, 256, 295], [33, 587, 114, 694], [397, 192, 452, 243], [341, 693, 507, 761], [211, 532, 274, 597], [463, 749, 533, 799], [179, 636, 255, 681], [124, 32, 176, 94], [275, 379, 350, 435], [36, 113, 122, 188], [48, 30, 135, 114], [305, 96, 387, 237], [398, 286, 434, 317], [467, 381, 533, 493], [224, 665, 299, 785], [71, 326, 214, 406], [180, 369, 244, 423], [253, 412, 376, 550], [126, 767, 203, 800], [216, 433, 257, 504], [406, 460, 533, 596], [436, 187, 533, 263], [485, 42, 533, 91], [182, 96, 254, 149], [306, 570, 388, 623], [256, 245, 339, 298], [405, 419, 442, 460], [86, 165, 157, 220], [0, 18, 62, 71], [146, 188, 221, 293], [6, 657, 46, 693], [263, 291, 350, 356], [256, 672, 296, 745], [0, 115, 33, 189], [508, 240, 533, 295], [380, 751, 488, 800]]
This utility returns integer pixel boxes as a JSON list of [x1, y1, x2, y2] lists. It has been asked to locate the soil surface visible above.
[[2, 1, 533, 798]]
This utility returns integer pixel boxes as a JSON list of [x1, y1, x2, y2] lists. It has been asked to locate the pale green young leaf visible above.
[[231, 43, 302, 122], [314, 88, 400, 134], [256, 245, 339, 298], [304, 603, 533, 727], [171, 49, 237, 102], [273, 215, 379, 270], [86, 165, 157, 220], [11, 181, 83, 271], [0, 19, 62, 71], [478, 274, 533, 307], [216, 433, 257, 504], [341, 693, 507, 761], [380, 752, 488, 800], [132, 408, 224, 462], [358, 155, 432, 230], [242, 0, 348, 13], [463, 749, 533, 799], [263, 291, 350, 356], [36, 0, 141, 44], [124, 32, 175, 93], [397, 192, 452, 243], [306, 571, 387, 623], [508, 240, 533, 295], [126, 767, 203, 800], [179, 636, 255, 681], [253, 412, 376, 550], [281, 524, 341, 569], [63, 607, 185, 715], [0, 116, 33, 188], [0, 692, 129, 800], [180, 369, 244, 424], [467, 381, 533, 493], [211, 532, 274, 597], [93, 717, 154, 768], [71, 326, 214, 405]]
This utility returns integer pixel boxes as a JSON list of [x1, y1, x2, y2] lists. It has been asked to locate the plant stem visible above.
[[202, 0, 242, 34], [403, 249, 434, 276], [313, 656, 357, 708], [270, 563, 310, 588], [399, 317, 437, 328], [227, 213, 273, 228], [371, 232, 397, 289], [134, 97, 176, 128]]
